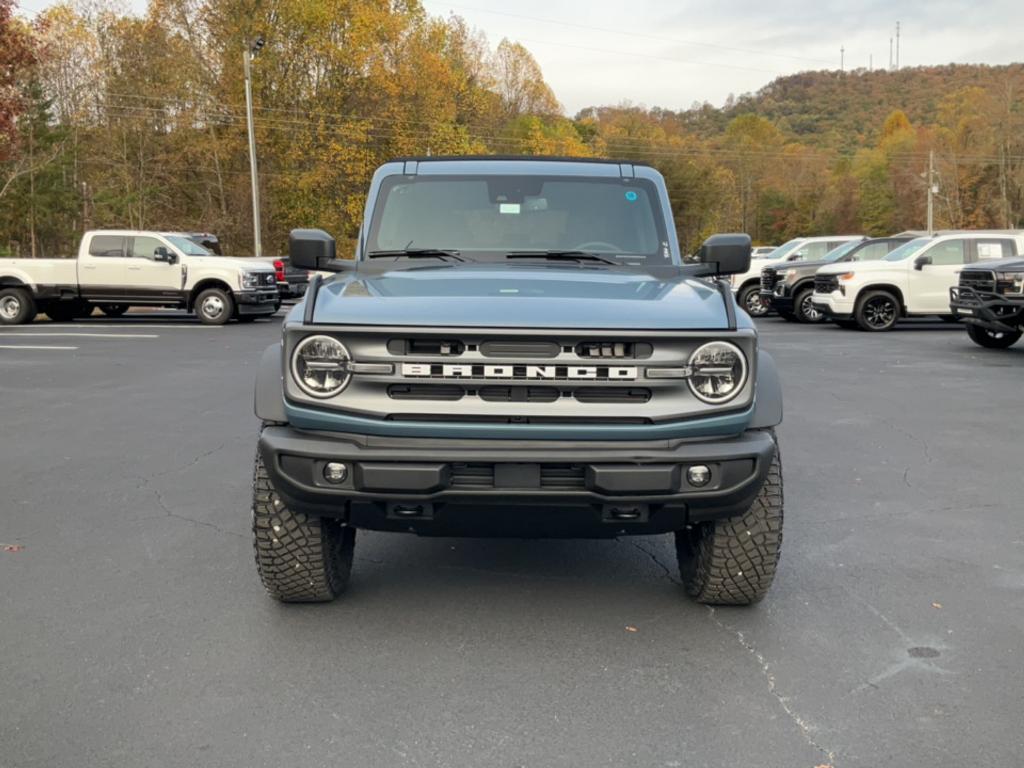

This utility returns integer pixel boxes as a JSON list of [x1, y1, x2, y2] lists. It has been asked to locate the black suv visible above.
[[760, 237, 911, 322], [950, 259, 1024, 348]]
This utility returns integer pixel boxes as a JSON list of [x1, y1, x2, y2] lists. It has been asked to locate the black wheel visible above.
[[43, 300, 88, 322], [794, 287, 825, 323], [966, 324, 1022, 349], [194, 287, 234, 325], [738, 284, 769, 318], [99, 303, 129, 318], [676, 431, 783, 605], [855, 290, 900, 332], [0, 287, 36, 325], [834, 319, 859, 330], [252, 442, 354, 602]]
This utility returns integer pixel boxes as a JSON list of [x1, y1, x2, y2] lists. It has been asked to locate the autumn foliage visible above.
[[2, 0, 1023, 258]]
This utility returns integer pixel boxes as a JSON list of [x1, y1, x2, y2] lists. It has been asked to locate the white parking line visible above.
[[0, 344, 78, 350], [0, 332, 159, 339]]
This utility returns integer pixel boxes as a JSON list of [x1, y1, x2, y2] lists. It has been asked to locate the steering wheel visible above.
[[572, 241, 624, 253]]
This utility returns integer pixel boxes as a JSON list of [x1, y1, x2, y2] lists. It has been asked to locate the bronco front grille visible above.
[[285, 327, 758, 425], [815, 275, 839, 294], [761, 268, 779, 292], [449, 463, 585, 490]]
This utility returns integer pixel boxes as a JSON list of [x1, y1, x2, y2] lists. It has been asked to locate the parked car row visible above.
[[0, 230, 311, 326], [746, 229, 1024, 349]]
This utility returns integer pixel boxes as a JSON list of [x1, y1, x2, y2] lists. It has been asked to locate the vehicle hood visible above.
[[310, 264, 735, 329], [189, 256, 274, 272], [817, 260, 899, 276], [965, 258, 1024, 272]]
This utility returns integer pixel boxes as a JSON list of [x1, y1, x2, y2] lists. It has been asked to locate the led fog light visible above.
[[323, 462, 349, 484]]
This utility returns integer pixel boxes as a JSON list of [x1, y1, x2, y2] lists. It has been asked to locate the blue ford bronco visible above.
[[252, 157, 784, 605]]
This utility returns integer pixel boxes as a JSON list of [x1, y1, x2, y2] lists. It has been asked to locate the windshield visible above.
[[167, 235, 212, 256], [883, 237, 930, 262], [822, 240, 863, 263], [365, 175, 671, 265], [763, 239, 806, 261]]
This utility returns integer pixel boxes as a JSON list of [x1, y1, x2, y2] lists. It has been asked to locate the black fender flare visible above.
[[254, 343, 287, 424], [750, 350, 783, 428]]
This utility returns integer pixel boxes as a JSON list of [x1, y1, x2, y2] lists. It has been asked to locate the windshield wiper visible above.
[[504, 250, 619, 265], [367, 248, 465, 262]]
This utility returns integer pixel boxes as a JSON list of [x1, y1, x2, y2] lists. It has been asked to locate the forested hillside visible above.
[[2, 0, 1023, 257]]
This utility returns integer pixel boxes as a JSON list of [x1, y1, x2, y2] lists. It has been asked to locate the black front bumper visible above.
[[950, 286, 1024, 333], [236, 289, 280, 315], [762, 289, 795, 314], [258, 426, 777, 537]]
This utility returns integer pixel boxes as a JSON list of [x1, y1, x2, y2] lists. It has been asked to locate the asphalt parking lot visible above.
[[2, 310, 1022, 768]]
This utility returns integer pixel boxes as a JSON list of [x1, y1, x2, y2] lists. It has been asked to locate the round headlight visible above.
[[687, 341, 747, 404], [291, 335, 351, 398]]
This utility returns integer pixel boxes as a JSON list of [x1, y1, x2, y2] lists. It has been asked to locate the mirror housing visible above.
[[696, 233, 752, 276], [914, 254, 932, 270], [154, 246, 177, 264], [290, 228, 348, 272]]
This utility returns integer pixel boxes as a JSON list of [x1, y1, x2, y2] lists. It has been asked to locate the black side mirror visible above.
[[696, 233, 752, 276], [290, 228, 348, 272], [154, 247, 177, 264], [914, 254, 932, 270]]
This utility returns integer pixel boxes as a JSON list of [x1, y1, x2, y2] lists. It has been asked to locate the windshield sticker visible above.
[[624, 190, 638, 202], [499, 203, 521, 215]]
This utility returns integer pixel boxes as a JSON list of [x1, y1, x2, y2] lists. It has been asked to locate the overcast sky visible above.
[[422, 0, 1024, 115]]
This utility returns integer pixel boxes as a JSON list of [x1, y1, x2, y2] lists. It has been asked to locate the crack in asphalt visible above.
[[706, 606, 838, 767], [626, 539, 681, 585], [131, 473, 245, 539]]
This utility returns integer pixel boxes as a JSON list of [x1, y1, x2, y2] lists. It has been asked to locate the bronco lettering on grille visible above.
[[401, 363, 638, 380]]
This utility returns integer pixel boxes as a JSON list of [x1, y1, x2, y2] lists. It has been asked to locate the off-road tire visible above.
[[675, 431, 783, 605], [252, 443, 354, 602], [99, 303, 129, 317], [738, 283, 769, 318], [194, 287, 234, 326], [966, 323, 1022, 349], [0, 287, 36, 325], [855, 289, 900, 332]]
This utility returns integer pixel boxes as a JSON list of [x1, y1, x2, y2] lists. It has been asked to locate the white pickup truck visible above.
[[0, 230, 279, 325]]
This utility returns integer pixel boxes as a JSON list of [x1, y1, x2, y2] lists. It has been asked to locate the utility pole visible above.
[[869, 54, 873, 72], [928, 150, 936, 234], [840, 46, 845, 73], [243, 36, 265, 258], [889, 38, 893, 70]]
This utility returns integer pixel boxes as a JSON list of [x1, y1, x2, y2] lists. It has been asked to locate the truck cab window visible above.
[[131, 236, 166, 260], [924, 239, 966, 266], [88, 235, 126, 258]]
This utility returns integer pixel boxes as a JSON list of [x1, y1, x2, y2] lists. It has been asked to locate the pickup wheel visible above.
[[966, 324, 1022, 349], [738, 284, 769, 318], [99, 304, 129, 318], [854, 290, 900, 331], [0, 287, 36, 325], [252, 443, 355, 602], [675, 431, 783, 605], [795, 287, 825, 323], [195, 288, 234, 325]]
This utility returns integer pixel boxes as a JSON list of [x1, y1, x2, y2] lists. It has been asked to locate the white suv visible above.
[[730, 235, 864, 317], [812, 232, 1024, 331]]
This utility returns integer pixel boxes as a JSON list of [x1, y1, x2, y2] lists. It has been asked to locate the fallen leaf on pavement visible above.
[[932, 602, 942, 609], [2, 544, 25, 553], [625, 625, 638, 633]]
